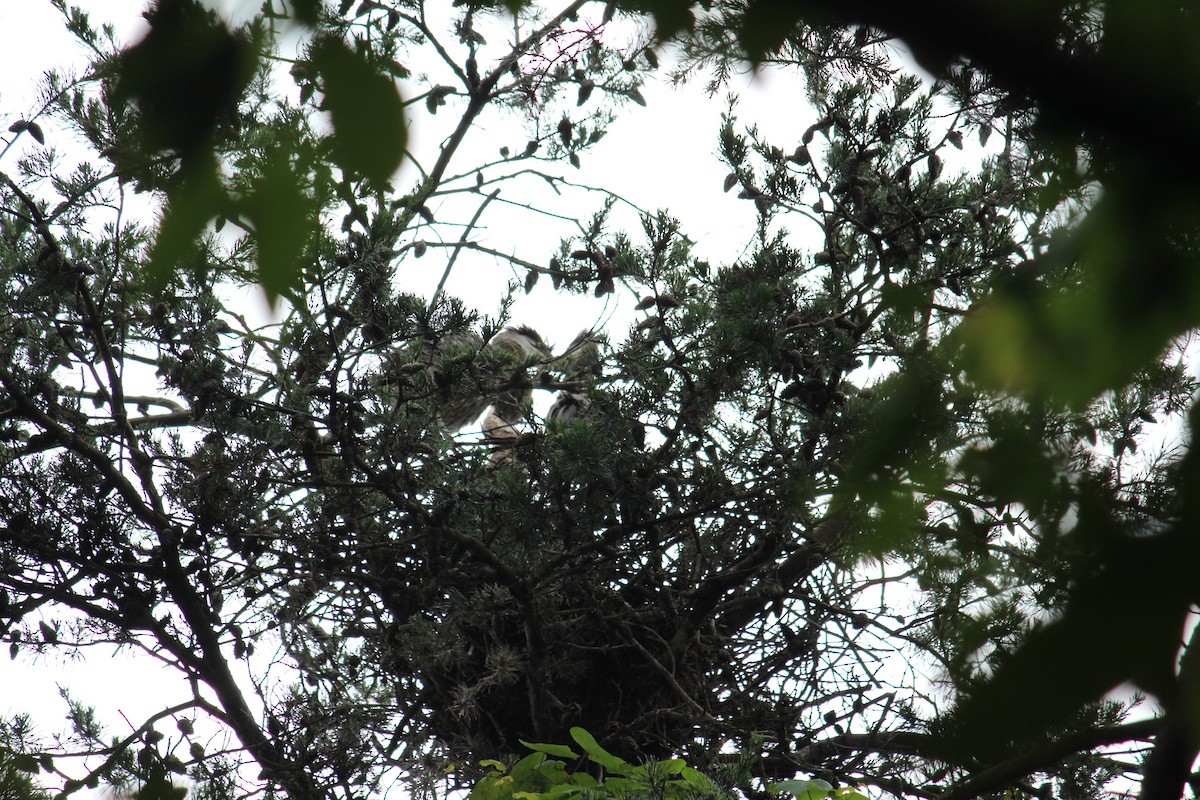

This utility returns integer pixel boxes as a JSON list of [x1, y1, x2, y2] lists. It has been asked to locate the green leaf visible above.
[[519, 739, 579, 759], [535, 760, 571, 785], [770, 779, 834, 800], [942, 514, 1196, 762], [597, 777, 639, 794], [238, 148, 317, 306], [568, 727, 629, 774], [472, 775, 515, 800], [147, 158, 227, 287], [680, 767, 717, 790], [509, 752, 546, 783], [313, 36, 406, 186], [832, 790, 869, 800], [291, 0, 321, 25], [570, 773, 597, 789], [111, 0, 256, 161]]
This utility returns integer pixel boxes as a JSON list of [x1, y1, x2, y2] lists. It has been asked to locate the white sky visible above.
[[0, 0, 827, 788], [1, 0, 819, 343]]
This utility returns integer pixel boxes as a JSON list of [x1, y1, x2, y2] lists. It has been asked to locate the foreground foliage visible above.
[[1, 2, 1198, 800], [467, 728, 866, 800]]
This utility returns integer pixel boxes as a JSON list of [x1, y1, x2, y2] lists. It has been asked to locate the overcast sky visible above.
[[1, 0, 816, 343]]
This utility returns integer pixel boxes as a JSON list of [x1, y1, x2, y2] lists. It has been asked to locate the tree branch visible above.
[[939, 718, 1161, 800]]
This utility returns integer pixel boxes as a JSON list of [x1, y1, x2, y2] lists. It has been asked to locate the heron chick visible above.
[[546, 329, 605, 425], [420, 325, 552, 431]]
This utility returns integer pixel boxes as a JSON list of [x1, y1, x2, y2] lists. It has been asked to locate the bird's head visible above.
[[491, 326, 553, 361], [552, 328, 606, 377]]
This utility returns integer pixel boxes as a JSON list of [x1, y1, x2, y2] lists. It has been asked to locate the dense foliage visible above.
[[2, 2, 1198, 800]]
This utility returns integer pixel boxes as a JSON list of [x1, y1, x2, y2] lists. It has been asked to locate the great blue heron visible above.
[[418, 325, 552, 432], [546, 329, 604, 425], [406, 325, 602, 466], [481, 407, 522, 467]]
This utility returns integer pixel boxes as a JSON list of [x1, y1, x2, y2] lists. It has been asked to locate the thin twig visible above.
[[428, 188, 500, 312]]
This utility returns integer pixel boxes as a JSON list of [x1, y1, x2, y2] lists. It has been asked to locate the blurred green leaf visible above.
[[879, 282, 930, 319], [11, 755, 37, 775], [736, 1, 806, 64], [291, 0, 321, 25], [847, 355, 946, 477], [147, 158, 227, 286], [238, 148, 318, 306], [957, 415, 1058, 516], [112, 0, 256, 162], [616, 0, 695, 40], [313, 36, 406, 186], [852, 489, 925, 560], [136, 775, 187, 800], [943, 510, 1196, 761], [960, 188, 1200, 407]]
